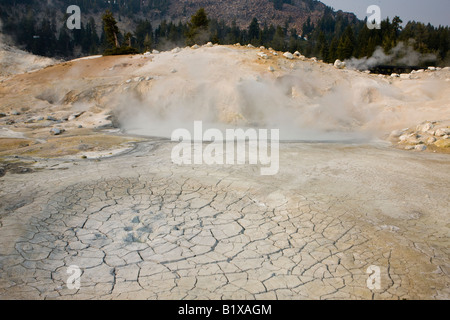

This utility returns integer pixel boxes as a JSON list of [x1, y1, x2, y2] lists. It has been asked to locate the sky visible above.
[[320, 0, 450, 27]]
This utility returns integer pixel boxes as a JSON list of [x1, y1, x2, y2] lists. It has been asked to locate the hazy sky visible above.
[[320, 0, 450, 27]]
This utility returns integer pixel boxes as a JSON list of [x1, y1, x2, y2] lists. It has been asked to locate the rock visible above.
[[416, 69, 424, 73], [434, 139, 450, 148], [145, 76, 153, 81], [272, 52, 278, 56], [260, 46, 265, 50], [311, 57, 317, 62], [443, 67, 450, 71], [6, 119, 15, 125], [293, 51, 301, 57], [171, 47, 181, 54], [50, 127, 65, 135], [143, 51, 151, 56], [152, 50, 160, 54], [205, 42, 213, 47], [435, 128, 450, 137], [36, 116, 44, 121], [414, 145, 427, 151], [391, 73, 400, 78], [283, 52, 294, 59], [170, 68, 177, 73], [334, 59, 345, 69], [257, 52, 268, 59], [11, 110, 21, 115], [268, 66, 275, 72], [125, 79, 132, 83], [247, 44, 255, 48], [47, 115, 57, 121], [191, 44, 200, 49], [389, 129, 404, 138], [0, 112, 6, 118], [400, 73, 411, 79], [416, 122, 434, 132], [78, 125, 83, 128], [428, 66, 436, 71], [235, 43, 241, 46], [405, 145, 415, 150], [427, 137, 437, 144]]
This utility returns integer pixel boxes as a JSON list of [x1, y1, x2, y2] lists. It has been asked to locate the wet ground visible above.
[[0, 139, 448, 299]]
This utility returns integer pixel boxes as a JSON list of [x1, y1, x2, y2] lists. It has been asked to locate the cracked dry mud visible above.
[[0, 140, 449, 300]]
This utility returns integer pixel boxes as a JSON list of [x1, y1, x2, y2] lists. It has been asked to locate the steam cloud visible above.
[[345, 42, 437, 70]]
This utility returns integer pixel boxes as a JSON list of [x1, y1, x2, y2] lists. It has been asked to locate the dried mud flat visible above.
[[0, 140, 449, 300], [0, 45, 449, 300]]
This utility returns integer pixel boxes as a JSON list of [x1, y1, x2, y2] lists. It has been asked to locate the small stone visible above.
[[293, 51, 301, 57], [416, 122, 434, 132], [405, 146, 415, 150], [171, 47, 181, 53], [11, 110, 21, 115], [428, 66, 436, 71], [170, 68, 177, 73], [50, 127, 65, 135], [260, 46, 265, 50], [334, 59, 345, 69], [391, 73, 400, 78], [400, 73, 411, 79], [152, 50, 160, 54], [283, 52, 294, 59], [258, 52, 268, 59], [414, 145, 427, 151], [427, 137, 437, 144], [268, 66, 275, 72], [435, 128, 450, 136], [145, 76, 153, 81], [191, 44, 200, 49], [205, 42, 213, 47], [247, 44, 255, 48]]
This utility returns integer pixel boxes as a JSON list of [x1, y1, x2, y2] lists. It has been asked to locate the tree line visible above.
[[1, 3, 449, 66]]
